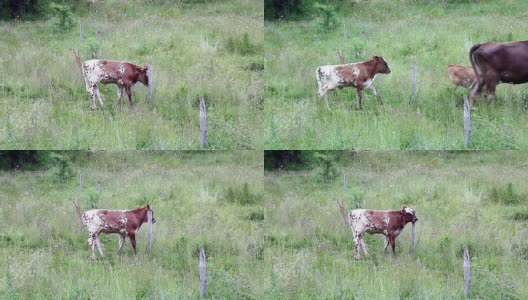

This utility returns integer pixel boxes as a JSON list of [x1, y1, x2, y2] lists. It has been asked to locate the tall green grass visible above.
[[0, 0, 263, 149], [265, 1, 528, 149], [0, 151, 265, 298], [264, 151, 528, 298]]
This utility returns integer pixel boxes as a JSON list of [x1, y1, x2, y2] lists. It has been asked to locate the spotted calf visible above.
[[348, 205, 418, 259], [81, 205, 155, 259], [75, 53, 149, 110], [316, 56, 391, 110]]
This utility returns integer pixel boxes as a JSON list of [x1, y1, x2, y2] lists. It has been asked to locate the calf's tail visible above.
[[73, 50, 83, 75], [337, 200, 349, 227], [73, 200, 83, 223]]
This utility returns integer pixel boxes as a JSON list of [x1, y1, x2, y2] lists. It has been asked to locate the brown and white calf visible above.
[[348, 205, 418, 259], [447, 64, 476, 88], [81, 205, 155, 259], [316, 56, 391, 110], [76, 54, 150, 110]]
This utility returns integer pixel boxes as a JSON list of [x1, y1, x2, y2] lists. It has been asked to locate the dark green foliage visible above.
[[0, 151, 40, 170], [48, 2, 74, 33], [507, 209, 528, 221], [313, 152, 338, 182], [221, 183, 263, 205], [242, 208, 264, 221], [0, 0, 39, 20], [486, 183, 523, 205], [313, 2, 339, 32], [48, 152, 75, 183], [224, 33, 259, 56]]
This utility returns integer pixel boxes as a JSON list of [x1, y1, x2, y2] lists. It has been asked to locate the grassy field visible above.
[[264, 151, 528, 298], [265, 1, 528, 149], [0, 151, 265, 298], [0, 0, 263, 150]]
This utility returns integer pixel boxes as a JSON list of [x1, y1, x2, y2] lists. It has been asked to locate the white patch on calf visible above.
[[363, 74, 377, 89]]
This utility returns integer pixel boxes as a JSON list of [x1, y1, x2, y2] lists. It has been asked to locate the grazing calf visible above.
[[348, 205, 418, 259], [469, 40, 528, 108], [316, 56, 391, 110], [447, 64, 476, 88], [75, 52, 150, 110], [81, 205, 155, 259]]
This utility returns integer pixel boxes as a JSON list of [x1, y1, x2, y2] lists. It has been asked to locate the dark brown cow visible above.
[[75, 52, 150, 110], [469, 40, 528, 108], [81, 205, 156, 259], [348, 205, 418, 259], [447, 64, 476, 88], [316, 56, 391, 110]]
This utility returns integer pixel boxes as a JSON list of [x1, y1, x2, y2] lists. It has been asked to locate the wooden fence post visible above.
[[463, 95, 471, 148], [343, 174, 347, 192], [343, 22, 348, 46], [80, 23, 83, 44], [147, 62, 153, 104], [199, 246, 207, 298], [412, 222, 416, 254], [411, 62, 417, 104], [199, 96, 207, 148], [464, 245, 471, 298], [79, 173, 83, 192], [147, 210, 153, 254]]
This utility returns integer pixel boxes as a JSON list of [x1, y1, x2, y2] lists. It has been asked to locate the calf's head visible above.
[[136, 64, 149, 87], [145, 204, 156, 224], [373, 56, 391, 74], [401, 205, 418, 223]]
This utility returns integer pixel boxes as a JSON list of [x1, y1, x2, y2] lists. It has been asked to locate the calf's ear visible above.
[[373, 56, 380, 61], [146, 204, 150, 210], [401, 204, 408, 210]]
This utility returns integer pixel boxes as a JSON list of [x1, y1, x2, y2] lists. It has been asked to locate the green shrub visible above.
[[83, 37, 101, 59], [221, 183, 263, 205], [48, 2, 74, 33], [313, 152, 338, 182], [507, 209, 528, 221], [49, 152, 75, 183], [313, 2, 339, 32], [224, 33, 258, 56], [486, 183, 523, 205]]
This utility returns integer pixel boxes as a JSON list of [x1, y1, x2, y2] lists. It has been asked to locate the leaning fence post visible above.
[[412, 222, 417, 254], [464, 246, 471, 298], [147, 62, 153, 104], [199, 96, 207, 148], [80, 23, 83, 44], [147, 210, 153, 254], [343, 22, 348, 46], [79, 173, 83, 192], [463, 95, 471, 148], [411, 62, 417, 104], [199, 246, 207, 298]]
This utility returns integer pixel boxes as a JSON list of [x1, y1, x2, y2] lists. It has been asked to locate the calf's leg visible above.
[[355, 86, 363, 110], [116, 85, 123, 107], [353, 233, 362, 259], [124, 85, 133, 107], [360, 236, 369, 256], [368, 85, 382, 105], [389, 235, 396, 256], [95, 87, 104, 107], [117, 234, 126, 254], [95, 235, 104, 257], [383, 236, 390, 254], [88, 232, 97, 259], [128, 232, 137, 255]]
